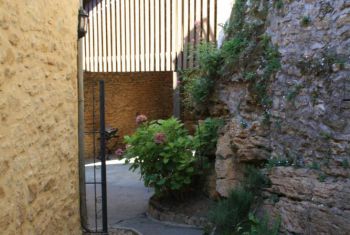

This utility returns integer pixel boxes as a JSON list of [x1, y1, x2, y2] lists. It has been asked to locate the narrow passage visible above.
[[85, 159, 203, 235]]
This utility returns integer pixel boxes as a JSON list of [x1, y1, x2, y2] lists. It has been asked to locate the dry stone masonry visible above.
[[211, 0, 350, 234]]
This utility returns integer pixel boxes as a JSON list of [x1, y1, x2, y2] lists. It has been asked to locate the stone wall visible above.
[[84, 72, 173, 157], [212, 0, 350, 234], [0, 1, 81, 234]]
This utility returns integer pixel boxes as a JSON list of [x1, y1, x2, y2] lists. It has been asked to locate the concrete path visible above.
[[85, 159, 203, 235]]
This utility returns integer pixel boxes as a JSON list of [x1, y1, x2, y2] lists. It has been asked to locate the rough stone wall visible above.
[[212, 0, 350, 234], [0, 1, 81, 234], [84, 72, 173, 157]]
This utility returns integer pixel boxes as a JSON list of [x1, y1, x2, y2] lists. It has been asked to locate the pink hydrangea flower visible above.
[[136, 114, 148, 125], [115, 148, 124, 157], [154, 132, 167, 144]]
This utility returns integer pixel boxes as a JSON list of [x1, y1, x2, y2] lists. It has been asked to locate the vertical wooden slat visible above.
[[107, 0, 112, 72], [150, 0, 155, 70], [171, 0, 177, 71], [194, 0, 203, 66], [189, 0, 195, 68], [202, 0, 208, 42], [166, 0, 171, 71], [196, 1, 202, 41], [182, 0, 189, 69], [209, 0, 215, 42], [140, 0, 145, 71], [85, 4, 90, 71], [116, 0, 121, 71], [84, 0, 218, 72], [98, 0, 103, 71], [155, 0, 160, 71], [88, 2, 93, 71], [102, 0, 107, 72], [195, 0, 202, 66], [214, 0, 217, 41], [111, 0, 116, 72], [93, 0, 97, 72], [135, 0, 140, 72], [177, 0, 184, 70], [130, 0, 135, 72], [121, 0, 125, 71], [94, 1, 97, 72], [126, 0, 131, 72], [145, 0, 150, 71], [129, 0, 136, 72], [160, 0, 165, 71], [96, 0, 99, 71]]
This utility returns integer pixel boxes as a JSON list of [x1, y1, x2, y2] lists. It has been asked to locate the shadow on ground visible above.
[[85, 159, 203, 235]]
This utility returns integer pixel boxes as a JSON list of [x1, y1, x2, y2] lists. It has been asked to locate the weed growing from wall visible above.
[[181, 0, 281, 116], [194, 118, 224, 160], [273, 0, 284, 9], [221, 0, 281, 110], [209, 166, 279, 235], [300, 16, 311, 27], [181, 43, 221, 113], [286, 84, 303, 102]]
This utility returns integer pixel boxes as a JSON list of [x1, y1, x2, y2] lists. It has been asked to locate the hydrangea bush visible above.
[[123, 117, 197, 197]]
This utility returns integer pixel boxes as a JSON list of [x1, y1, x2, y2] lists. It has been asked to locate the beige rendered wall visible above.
[[0, 1, 81, 234]]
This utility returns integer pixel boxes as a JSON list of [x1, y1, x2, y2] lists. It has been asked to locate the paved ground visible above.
[[85, 159, 203, 235]]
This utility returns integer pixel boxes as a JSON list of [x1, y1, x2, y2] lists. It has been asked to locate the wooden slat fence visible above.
[[83, 0, 218, 72]]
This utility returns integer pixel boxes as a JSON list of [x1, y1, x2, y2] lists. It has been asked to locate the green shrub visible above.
[[194, 118, 224, 160], [286, 84, 303, 102], [209, 187, 254, 235], [241, 213, 280, 235], [342, 159, 349, 169], [221, 37, 249, 70], [225, 0, 247, 36], [124, 118, 197, 197], [183, 74, 214, 109], [243, 166, 270, 195], [182, 42, 221, 111], [300, 16, 311, 27], [196, 42, 222, 78], [266, 157, 291, 169], [273, 0, 284, 9], [209, 166, 279, 235], [308, 161, 320, 170], [318, 173, 327, 182]]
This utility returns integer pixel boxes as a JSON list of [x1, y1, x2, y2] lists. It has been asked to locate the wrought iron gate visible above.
[[84, 80, 108, 234]]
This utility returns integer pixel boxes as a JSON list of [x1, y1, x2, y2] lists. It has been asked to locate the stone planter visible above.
[[147, 196, 212, 228], [85, 227, 141, 235]]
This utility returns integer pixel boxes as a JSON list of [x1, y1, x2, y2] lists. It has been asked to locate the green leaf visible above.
[[157, 178, 166, 186]]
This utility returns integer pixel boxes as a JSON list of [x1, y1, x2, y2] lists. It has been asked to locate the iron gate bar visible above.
[[99, 80, 108, 233], [93, 80, 98, 232], [84, 80, 109, 234]]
